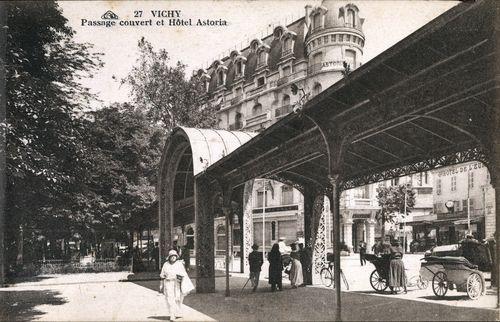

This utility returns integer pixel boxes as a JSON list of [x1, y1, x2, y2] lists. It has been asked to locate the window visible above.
[[417, 173, 423, 186], [252, 103, 262, 116], [453, 200, 460, 211], [313, 13, 321, 30], [283, 38, 292, 53], [282, 95, 290, 107], [257, 77, 265, 87], [282, 66, 291, 77], [424, 172, 429, 184], [468, 171, 474, 189], [462, 199, 468, 211], [354, 185, 370, 199], [345, 49, 356, 69], [216, 225, 226, 251], [186, 227, 194, 250], [256, 190, 269, 207], [236, 61, 243, 75], [281, 185, 294, 205], [347, 8, 356, 27], [469, 198, 474, 210], [258, 50, 267, 65], [218, 70, 224, 85], [313, 83, 322, 96], [451, 176, 457, 192], [271, 221, 276, 240], [391, 177, 400, 186], [436, 178, 441, 195], [312, 52, 322, 69], [235, 87, 242, 97]]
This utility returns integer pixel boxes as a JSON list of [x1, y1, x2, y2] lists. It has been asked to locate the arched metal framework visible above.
[[188, 0, 499, 318]]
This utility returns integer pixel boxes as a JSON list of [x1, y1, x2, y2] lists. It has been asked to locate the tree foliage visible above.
[[375, 184, 416, 239], [5, 1, 103, 264], [83, 104, 164, 239], [123, 37, 217, 131]]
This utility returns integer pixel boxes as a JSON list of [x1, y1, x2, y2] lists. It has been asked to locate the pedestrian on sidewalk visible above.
[[181, 245, 190, 273], [388, 240, 407, 294], [160, 249, 195, 320], [268, 243, 283, 292], [248, 244, 263, 292], [289, 243, 303, 288], [298, 242, 312, 286], [359, 242, 367, 266]]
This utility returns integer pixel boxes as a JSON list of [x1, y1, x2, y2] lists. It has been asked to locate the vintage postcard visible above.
[[1, 0, 498, 321]]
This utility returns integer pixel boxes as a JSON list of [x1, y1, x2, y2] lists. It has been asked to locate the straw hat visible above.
[[168, 249, 179, 260]]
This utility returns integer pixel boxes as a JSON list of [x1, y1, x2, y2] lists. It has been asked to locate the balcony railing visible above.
[[307, 63, 323, 75], [231, 95, 243, 105], [246, 113, 267, 126], [281, 49, 293, 57], [275, 105, 292, 118], [277, 76, 289, 86], [228, 122, 243, 130]]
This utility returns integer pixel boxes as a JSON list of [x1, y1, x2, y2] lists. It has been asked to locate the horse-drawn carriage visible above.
[[420, 255, 485, 300], [365, 254, 428, 293], [365, 238, 491, 300]]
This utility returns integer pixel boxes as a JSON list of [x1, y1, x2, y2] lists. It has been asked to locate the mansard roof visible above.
[[206, 17, 306, 93]]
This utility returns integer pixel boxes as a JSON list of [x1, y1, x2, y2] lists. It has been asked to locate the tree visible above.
[[375, 184, 416, 241], [83, 104, 164, 253], [5, 1, 102, 267], [123, 38, 217, 131]]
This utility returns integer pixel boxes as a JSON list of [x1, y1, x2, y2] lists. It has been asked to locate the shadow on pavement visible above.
[[147, 315, 171, 320], [419, 295, 471, 301], [133, 275, 498, 321], [0, 289, 66, 321], [7, 276, 55, 285]]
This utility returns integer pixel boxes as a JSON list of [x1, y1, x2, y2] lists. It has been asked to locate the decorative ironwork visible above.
[[195, 177, 216, 293], [312, 195, 327, 285], [242, 181, 254, 274], [341, 147, 489, 190]]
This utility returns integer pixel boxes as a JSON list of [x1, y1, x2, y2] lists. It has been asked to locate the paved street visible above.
[[0, 255, 498, 321], [0, 273, 213, 321]]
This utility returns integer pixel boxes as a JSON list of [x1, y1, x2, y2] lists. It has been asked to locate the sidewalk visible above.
[[0, 272, 214, 321]]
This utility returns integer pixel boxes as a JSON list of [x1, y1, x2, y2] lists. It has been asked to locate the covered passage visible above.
[[188, 0, 499, 319]]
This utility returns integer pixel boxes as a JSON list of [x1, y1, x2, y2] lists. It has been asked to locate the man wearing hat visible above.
[[248, 244, 263, 292], [278, 237, 291, 254], [160, 249, 194, 319]]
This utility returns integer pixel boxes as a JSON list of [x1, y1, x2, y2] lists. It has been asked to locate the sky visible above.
[[58, 0, 459, 108]]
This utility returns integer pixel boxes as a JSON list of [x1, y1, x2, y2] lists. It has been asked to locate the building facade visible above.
[[191, 1, 369, 255], [431, 161, 495, 244], [189, 1, 438, 257]]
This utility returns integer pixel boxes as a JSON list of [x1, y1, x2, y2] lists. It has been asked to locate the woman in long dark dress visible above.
[[389, 240, 407, 294], [268, 243, 283, 291]]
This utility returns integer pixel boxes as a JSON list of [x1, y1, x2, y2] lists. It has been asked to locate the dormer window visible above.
[[258, 50, 267, 66], [312, 13, 322, 30], [218, 70, 224, 85], [236, 61, 243, 75], [283, 38, 292, 53], [347, 8, 356, 27]]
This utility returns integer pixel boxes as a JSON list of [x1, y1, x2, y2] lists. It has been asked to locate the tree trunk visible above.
[[381, 216, 386, 241], [16, 225, 24, 266]]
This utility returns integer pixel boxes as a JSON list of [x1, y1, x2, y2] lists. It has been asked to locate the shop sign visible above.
[[436, 162, 484, 177], [352, 213, 371, 219]]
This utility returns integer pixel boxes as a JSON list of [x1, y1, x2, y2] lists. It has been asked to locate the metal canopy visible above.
[[200, 0, 497, 192]]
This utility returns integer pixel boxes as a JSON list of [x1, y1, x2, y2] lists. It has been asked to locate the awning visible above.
[[454, 216, 484, 225]]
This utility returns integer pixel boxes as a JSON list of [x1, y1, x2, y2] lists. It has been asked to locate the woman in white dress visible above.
[[160, 249, 194, 320]]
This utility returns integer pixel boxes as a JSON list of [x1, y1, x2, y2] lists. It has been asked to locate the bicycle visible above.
[[320, 261, 349, 290]]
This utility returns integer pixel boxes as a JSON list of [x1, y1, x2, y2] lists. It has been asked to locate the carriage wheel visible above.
[[320, 268, 333, 288], [466, 273, 483, 300], [370, 270, 388, 293], [417, 276, 429, 290], [432, 271, 448, 297]]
